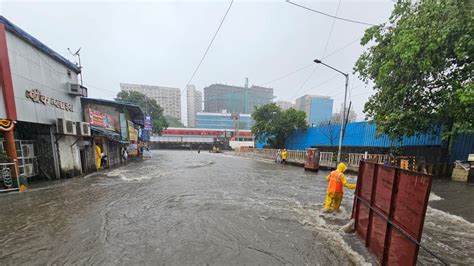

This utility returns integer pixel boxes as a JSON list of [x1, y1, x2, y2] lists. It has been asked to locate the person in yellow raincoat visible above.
[[324, 163, 356, 211], [95, 144, 102, 170], [281, 149, 287, 164]]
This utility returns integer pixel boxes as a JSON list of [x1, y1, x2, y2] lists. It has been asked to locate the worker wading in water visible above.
[[324, 163, 356, 212]]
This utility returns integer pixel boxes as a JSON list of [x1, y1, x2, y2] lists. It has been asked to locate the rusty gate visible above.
[[352, 161, 446, 265]]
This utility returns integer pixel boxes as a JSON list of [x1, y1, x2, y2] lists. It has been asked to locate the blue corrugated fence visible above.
[[284, 121, 442, 150]]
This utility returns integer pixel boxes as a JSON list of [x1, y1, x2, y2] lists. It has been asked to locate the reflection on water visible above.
[[0, 150, 472, 265]]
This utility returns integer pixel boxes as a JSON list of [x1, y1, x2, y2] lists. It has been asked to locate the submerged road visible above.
[[0, 150, 473, 265]]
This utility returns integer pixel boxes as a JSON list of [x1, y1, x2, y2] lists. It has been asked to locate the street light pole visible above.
[[313, 59, 348, 165]]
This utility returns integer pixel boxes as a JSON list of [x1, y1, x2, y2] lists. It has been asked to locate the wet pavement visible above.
[[0, 150, 473, 265]]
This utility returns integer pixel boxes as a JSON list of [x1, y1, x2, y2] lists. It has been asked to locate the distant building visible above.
[[295, 95, 333, 126], [186, 85, 202, 127], [203, 84, 273, 114], [276, 100, 294, 110], [120, 83, 181, 120], [196, 111, 254, 130]]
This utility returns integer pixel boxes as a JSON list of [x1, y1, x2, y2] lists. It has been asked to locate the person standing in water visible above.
[[281, 149, 287, 164], [324, 163, 356, 212], [276, 149, 282, 164]]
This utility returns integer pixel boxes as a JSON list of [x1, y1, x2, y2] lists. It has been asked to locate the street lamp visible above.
[[313, 59, 349, 165]]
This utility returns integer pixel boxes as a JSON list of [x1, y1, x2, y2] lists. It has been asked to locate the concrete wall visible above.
[[6, 31, 82, 125], [57, 135, 82, 178]]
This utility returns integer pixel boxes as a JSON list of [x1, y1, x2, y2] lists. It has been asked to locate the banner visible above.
[[128, 121, 138, 142], [144, 116, 152, 130], [141, 129, 151, 141], [89, 108, 118, 131], [119, 113, 128, 141]]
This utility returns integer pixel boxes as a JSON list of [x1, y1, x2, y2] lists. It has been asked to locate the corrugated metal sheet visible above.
[[285, 121, 442, 150], [450, 133, 474, 162]]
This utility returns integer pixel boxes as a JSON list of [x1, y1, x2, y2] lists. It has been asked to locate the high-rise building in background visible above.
[[276, 100, 294, 110], [186, 85, 202, 127], [120, 83, 181, 120], [195, 111, 254, 130], [295, 94, 333, 126], [204, 84, 273, 114]]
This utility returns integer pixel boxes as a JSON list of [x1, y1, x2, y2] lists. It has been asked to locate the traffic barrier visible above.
[[352, 161, 446, 265]]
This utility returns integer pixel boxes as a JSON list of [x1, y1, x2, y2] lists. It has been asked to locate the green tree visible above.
[[115, 91, 168, 134], [251, 103, 307, 148], [165, 115, 185, 128], [354, 0, 473, 140]]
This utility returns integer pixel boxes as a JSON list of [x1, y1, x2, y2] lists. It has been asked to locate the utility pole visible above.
[[313, 59, 349, 165]]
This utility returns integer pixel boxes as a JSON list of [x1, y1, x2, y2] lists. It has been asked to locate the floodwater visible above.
[[0, 150, 472, 265]]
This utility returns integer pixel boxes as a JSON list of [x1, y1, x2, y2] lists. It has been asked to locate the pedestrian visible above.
[[122, 146, 128, 163], [95, 144, 102, 170], [276, 149, 282, 164], [101, 152, 108, 168], [281, 148, 287, 164], [324, 163, 356, 212]]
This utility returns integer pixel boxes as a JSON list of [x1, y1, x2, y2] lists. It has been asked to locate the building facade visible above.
[[196, 111, 254, 130], [203, 84, 273, 114], [186, 85, 202, 127], [120, 83, 181, 120], [81, 98, 145, 171], [0, 16, 88, 183], [295, 94, 333, 126], [276, 100, 294, 110]]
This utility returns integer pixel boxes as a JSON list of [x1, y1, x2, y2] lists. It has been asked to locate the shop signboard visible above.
[[119, 113, 128, 141], [89, 108, 118, 131], [141, 128, 151, 142], [128, 143, 138, 156], [128, 121, 138, 142], [144, 116, 152, 130]]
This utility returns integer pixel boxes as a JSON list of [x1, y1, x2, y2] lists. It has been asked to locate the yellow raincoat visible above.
[[281, 149, 287, 160], [95, 144, 102, 170], [324, 163, 356, 210]]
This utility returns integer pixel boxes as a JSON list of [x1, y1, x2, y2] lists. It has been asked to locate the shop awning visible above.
[[90, 126, 121, 140]]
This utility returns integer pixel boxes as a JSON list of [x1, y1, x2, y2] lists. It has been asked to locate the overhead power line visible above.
[[286, 0, 376, 26], [292, 0, 342, 100], [258, 63, 313, 87], [257, 37, 359, 87], [183, 0, 234, 93]]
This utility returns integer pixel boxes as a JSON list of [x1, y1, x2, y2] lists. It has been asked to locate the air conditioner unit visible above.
[[24, 164, 34, 177], [57, 118, 77, 135], [76, 122, 91, 136], [67, 82, 82, 96], [21, 144, 35, 158]]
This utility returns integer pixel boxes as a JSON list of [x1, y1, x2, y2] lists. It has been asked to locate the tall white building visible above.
[[186, 85, 202, 127], [120, 83, 181, 119], [276, 100, 294, 110]]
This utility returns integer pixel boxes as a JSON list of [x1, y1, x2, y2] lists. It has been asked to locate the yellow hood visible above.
[[337, 163, 347, 173]]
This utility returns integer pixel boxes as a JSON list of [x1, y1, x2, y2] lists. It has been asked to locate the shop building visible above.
[[0, 16, 88, 186], [81, 98, 145, 171]]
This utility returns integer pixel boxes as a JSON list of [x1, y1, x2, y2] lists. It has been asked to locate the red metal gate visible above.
[[352, 161, 443, 265]]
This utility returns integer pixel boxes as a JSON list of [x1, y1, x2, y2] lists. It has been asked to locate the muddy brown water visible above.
[[0, 150, 472, 265]]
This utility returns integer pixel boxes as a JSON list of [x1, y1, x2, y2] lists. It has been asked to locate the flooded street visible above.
[[1, 150, 473, 265]]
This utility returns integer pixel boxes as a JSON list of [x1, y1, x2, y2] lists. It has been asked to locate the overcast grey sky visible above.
[[1, 0, 394, 121]]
